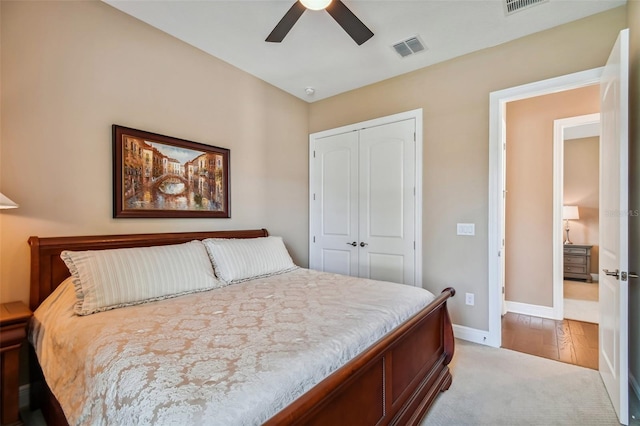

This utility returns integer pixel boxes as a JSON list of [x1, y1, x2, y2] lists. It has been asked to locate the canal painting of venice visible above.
[[113, 125, 230, 218]]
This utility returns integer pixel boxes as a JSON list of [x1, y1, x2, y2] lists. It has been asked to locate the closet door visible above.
[[309, 131, 359, 276], [309, 117, 417, 286], [358, 120, 416, 285]]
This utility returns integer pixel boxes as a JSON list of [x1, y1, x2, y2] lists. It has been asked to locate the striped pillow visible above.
[[202, 236, 297, 284], [61, 240, 222, 315]]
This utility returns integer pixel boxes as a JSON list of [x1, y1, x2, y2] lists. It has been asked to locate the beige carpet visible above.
[[421, 339, 618, 426], [564, 280, 599, 324], [564, 280, 599, 301]]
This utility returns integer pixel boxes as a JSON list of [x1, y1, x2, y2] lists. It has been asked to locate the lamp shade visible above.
[[300, 0, 332, 10], [562, 205, 579, 220], [0, 192, 18, 209]]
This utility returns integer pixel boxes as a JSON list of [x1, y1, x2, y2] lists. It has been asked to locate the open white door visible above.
[[599, 28, 629, 426]]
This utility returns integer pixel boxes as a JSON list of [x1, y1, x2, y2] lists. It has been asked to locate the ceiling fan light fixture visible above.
[[300, 0, 332, 11]]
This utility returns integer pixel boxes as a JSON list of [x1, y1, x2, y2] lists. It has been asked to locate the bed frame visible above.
[[28, 229, 455, 425]]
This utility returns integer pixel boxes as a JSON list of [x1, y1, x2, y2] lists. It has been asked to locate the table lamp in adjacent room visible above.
[[0, 193, 18, 210], [563, 205, 579, 244]]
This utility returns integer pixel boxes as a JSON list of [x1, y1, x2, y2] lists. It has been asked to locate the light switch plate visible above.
[[457, 223, 475, 236]]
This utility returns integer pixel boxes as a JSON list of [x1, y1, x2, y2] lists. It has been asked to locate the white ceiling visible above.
[[103, 0, 626, 102]]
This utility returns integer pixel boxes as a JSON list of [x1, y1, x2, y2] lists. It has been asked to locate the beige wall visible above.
[[564, 136, 599, 274], [504, 86, 599, 306], [310, 8, 626, 329], [0, 0, 309, 304], [627, 0, 640, 406]]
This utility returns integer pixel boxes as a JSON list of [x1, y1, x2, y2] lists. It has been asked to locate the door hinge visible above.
[[502, 286, 505, 294], [414, 132, 416, 141], [413, 241, 416, 250], [313, 193, 316, 201], [313, 236, 316, 243], [313, 150, 316, 158]]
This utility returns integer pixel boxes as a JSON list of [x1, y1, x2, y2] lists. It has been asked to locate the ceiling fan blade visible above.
[[266, 1, 306, 43], [326, 0, 373, 45]]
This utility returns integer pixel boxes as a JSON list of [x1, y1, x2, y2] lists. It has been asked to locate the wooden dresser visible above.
[[563, 244, 593, 282]]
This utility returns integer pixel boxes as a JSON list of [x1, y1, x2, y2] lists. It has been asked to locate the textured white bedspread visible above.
[[30, 268, 435, 426]]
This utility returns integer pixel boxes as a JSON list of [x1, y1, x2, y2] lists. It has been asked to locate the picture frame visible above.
[[113, 125, 230, 218]]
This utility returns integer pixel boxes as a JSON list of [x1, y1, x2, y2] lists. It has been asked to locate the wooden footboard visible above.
[[28, 230, 455, 425], [265, 287, 455, 425]]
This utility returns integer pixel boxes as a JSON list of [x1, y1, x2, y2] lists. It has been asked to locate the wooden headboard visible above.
[[28, 229, 269, 311]]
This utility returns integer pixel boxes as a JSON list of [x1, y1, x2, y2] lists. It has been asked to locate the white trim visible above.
[[488, 68, 603, 347], [309, 108, 423, 286], [552, 113, 600, 321], [452, 324, 493, 347], [310, 109, 422, 139], [414, 111, 424, 287], [505, 301, 558, 320]]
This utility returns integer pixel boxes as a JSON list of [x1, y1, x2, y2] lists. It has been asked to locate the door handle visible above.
[[347, 241, 357, 247], [360, 242, 368, 247], [603, 269, 620, 279], [629, 272, 639, 279]]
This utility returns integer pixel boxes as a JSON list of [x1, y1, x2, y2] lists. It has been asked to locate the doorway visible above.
[[502, 87, 600, 323], [487, 67, 603, 348], [555, 114, 601, 326], [499, 92, 601, 370]]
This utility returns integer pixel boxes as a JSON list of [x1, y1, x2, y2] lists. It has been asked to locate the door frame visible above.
[[552, 113, 601, 320], [487, 68, 603, 347], [308, 108, 423, 286]]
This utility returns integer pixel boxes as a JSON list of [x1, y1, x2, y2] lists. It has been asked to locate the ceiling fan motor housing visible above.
[[266, 0, 373, 46]]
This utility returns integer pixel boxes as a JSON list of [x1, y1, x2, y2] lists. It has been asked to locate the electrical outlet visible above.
[[465, 293, 475, 306]]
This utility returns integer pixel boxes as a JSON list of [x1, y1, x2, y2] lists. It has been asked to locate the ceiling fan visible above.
[[266, 0, 374, 46]]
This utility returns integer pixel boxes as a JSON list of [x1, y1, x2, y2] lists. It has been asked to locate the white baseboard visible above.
[[452, 324, 492, 346], [505, 300, 558, 320], [19, 384, 29, 409]]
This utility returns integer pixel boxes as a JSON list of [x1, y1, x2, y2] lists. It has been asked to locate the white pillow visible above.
[[202, 236, 297, 283], [61, 240, 222, 315]]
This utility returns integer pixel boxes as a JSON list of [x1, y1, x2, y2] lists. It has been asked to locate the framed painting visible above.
[[113, 125, 230, 218]]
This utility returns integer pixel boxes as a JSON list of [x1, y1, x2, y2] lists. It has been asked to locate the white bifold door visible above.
[[309, 113, 420, 286]]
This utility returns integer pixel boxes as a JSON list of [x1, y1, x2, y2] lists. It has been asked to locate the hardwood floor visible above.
[[501, 312, 599, 370]]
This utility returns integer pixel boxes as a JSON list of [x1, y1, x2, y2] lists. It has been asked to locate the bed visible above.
[[28, 229, 455, 425]]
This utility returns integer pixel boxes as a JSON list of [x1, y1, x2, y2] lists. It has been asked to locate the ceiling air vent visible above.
[[504, 0, 548, 15], [392, 36, 426, 58]]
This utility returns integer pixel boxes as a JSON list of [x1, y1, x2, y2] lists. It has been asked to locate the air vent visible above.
[[504, 0, 549, 15], [392, 35, 426, 58]]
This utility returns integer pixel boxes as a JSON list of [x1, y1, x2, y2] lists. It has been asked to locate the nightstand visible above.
[[0, 301, 32, 426], [563, 244, 593, 282]]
